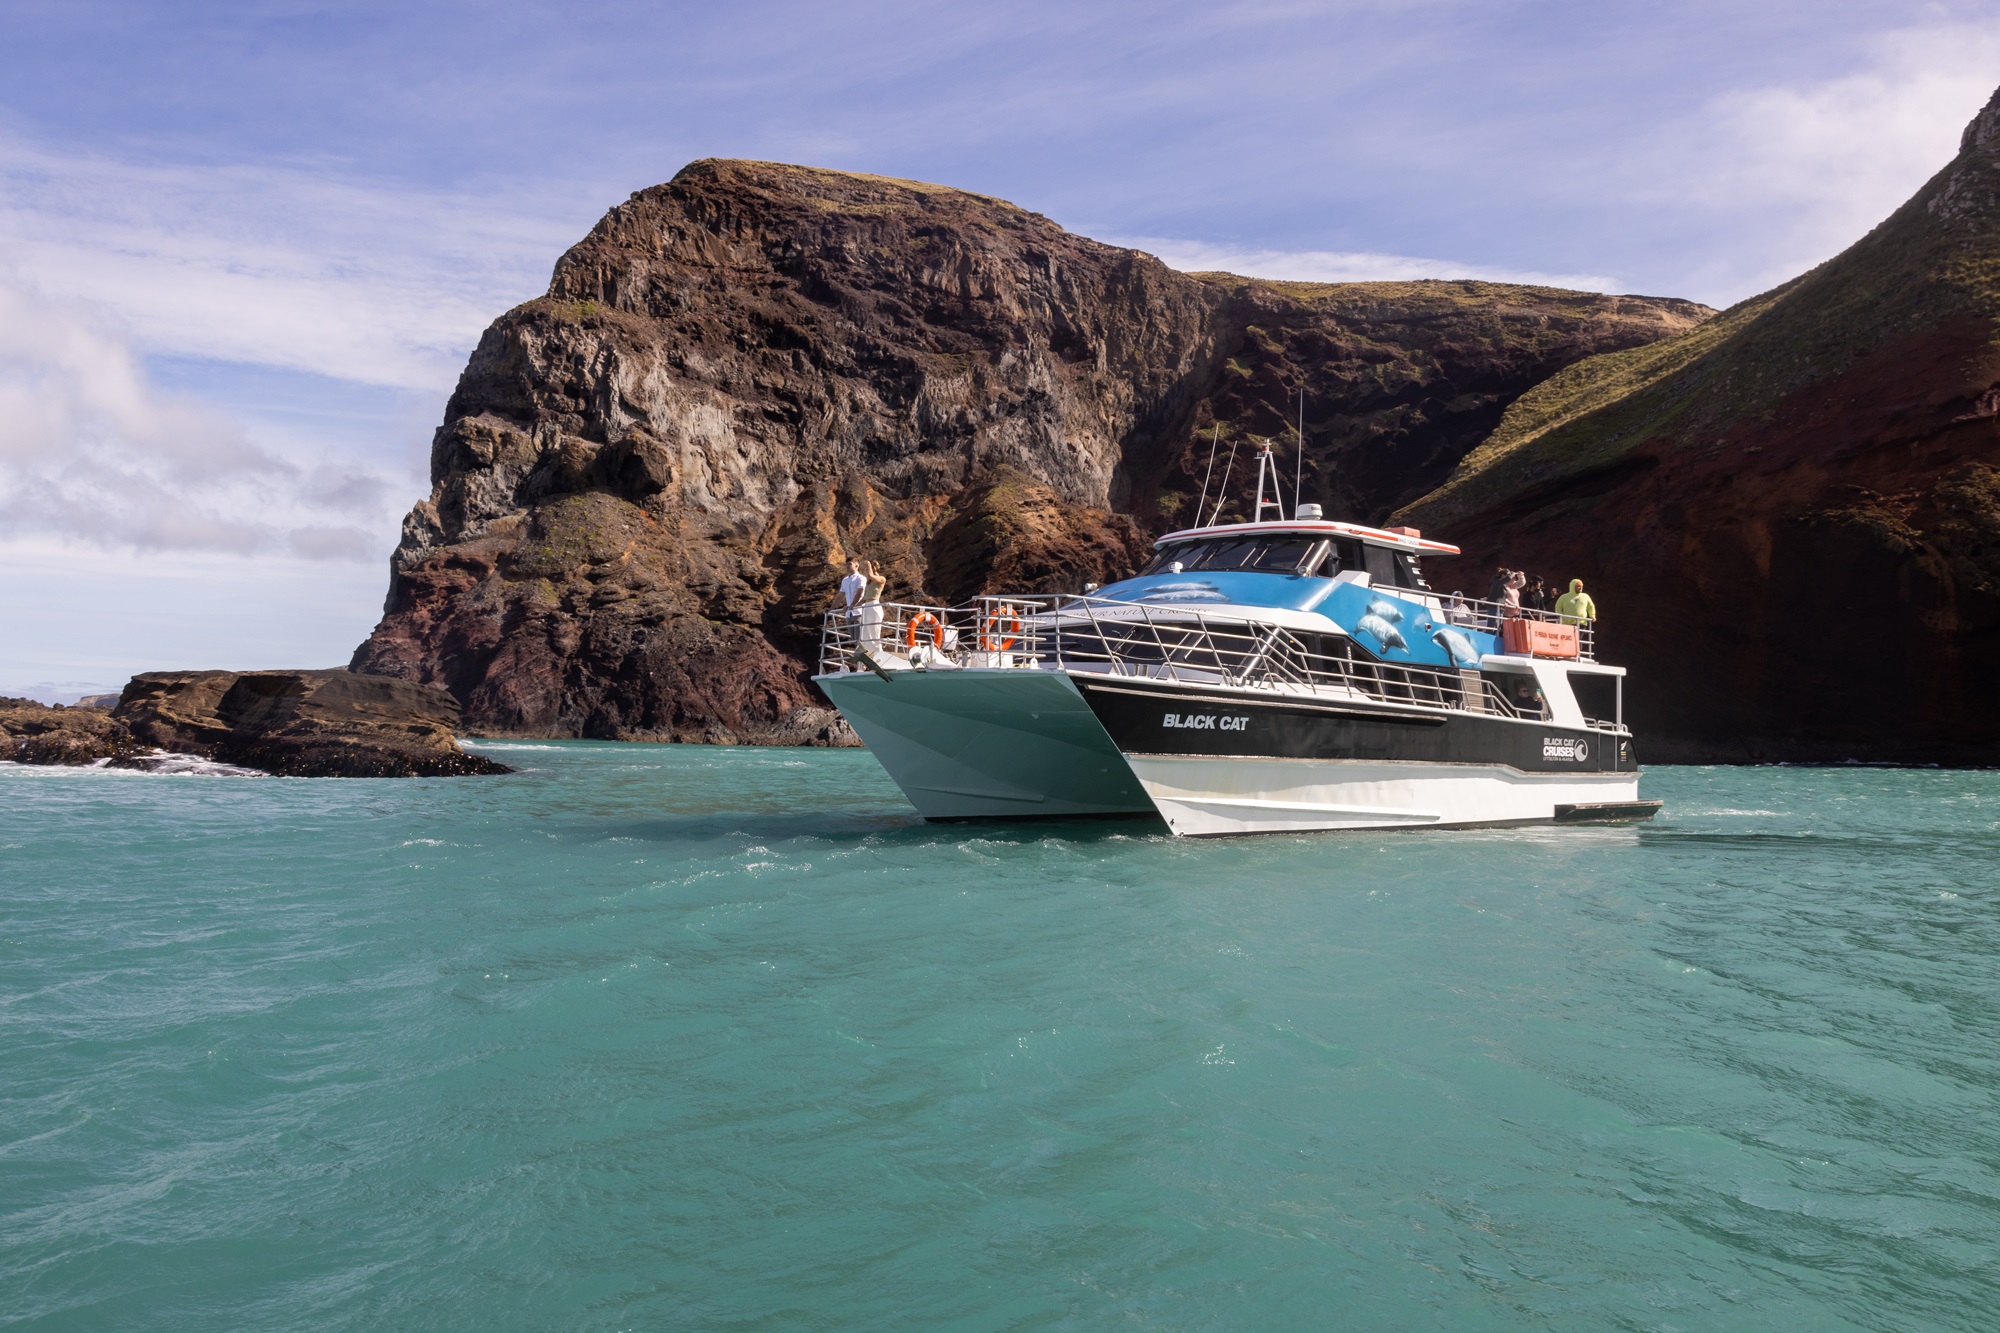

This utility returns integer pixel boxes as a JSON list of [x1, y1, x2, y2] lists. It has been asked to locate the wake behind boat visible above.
[[814, 454, 1657, 836]]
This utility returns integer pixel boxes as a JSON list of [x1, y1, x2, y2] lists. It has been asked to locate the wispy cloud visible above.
[[1110, 237, 1619, 292], [0, 136, 585, 390], [0, 134, 607, 569], [0, 280, 397, 560], [1632, 20, 2000, 299]]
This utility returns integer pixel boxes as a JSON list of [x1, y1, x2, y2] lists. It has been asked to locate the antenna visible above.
[[1252, 438, 1282, 523], [1194, 423, 1221, 524], [1208, 435, 1241, 526], [1293, 385, 1305, 520]]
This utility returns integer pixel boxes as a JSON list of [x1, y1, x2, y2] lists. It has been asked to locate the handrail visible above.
[[817, 594, 1624, 732], [1437, 594, 1596, 660]]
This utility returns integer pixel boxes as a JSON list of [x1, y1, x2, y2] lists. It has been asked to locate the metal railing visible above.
[[820, 595, 1621, 730], [1432, 593, 1596, 660]]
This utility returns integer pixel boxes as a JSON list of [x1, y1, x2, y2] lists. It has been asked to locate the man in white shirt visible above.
[[839, 559, 866, 615]]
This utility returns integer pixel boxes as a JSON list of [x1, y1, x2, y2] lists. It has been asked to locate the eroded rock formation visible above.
[[118, 670, 511, 776], [353, 159, 1707, 741], [1, 698, 146, 766], [1398, 87, 2000, 763], [2, 673, 511, 777]]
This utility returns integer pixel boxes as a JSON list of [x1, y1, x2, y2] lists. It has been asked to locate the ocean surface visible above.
[[3, 745, 1997, 1332]]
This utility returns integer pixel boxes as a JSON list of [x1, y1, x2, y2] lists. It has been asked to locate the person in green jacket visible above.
[[1554, 578, 1597, 625]]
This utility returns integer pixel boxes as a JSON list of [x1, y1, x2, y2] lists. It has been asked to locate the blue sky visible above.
[[4, 0, 1999, 698]]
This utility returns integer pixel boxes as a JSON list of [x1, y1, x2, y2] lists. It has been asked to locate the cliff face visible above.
[[353, 159, 1708, 742], [1398, 87, 2000, 763]]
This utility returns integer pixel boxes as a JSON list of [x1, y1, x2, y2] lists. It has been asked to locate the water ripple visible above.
[[3, 747, 1998, 1329]]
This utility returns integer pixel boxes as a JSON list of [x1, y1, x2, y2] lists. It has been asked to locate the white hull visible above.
[[1127, 754, 1642, 836]]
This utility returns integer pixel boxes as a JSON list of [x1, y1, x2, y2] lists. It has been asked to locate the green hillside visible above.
[[1400, 97, 2000, 530]]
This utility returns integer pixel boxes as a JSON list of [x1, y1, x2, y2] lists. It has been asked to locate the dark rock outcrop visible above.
[[353, 159, 1708, 741], [117, 670, 512, 776], [1398, 86, 2000, 764], [1, 697, 147, 766], [1, 673, 511, 777]]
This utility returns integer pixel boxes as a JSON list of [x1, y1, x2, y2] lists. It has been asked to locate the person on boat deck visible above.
[[838, 558, 866, 619], [1523, 576, 1550, 616], [1555, 578, 1597, 625], [855, 559, 887, 654], [1498, 569, 1526, 620], [1483, 566, 1511, 630], [1506, 675, 1547, 718], [1446, 592, 1477, 626]]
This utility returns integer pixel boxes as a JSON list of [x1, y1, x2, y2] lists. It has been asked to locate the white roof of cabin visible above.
[[1152, 519, 1461, 556]]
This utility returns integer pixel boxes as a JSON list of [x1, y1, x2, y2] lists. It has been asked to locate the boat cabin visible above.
[[1137, 519, 1457, 596]]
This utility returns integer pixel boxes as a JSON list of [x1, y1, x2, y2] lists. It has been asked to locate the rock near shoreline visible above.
[[2, 671, 511, 778]]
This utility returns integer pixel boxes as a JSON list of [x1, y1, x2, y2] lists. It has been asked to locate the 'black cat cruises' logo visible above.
[[1542, 736, 1589, 763]]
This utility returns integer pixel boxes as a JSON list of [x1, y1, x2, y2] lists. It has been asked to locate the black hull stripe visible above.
[[1073, 677, 1638, 774], [1078, 680, 1453, 726]]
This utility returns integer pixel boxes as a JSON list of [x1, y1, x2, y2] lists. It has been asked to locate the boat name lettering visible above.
[[1542, 736, 1590, 762], [1163, 712, 1250, 731]]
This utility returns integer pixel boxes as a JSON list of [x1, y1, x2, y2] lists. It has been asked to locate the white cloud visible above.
[[0, 133, 602, 571], [0, 136, 586, 390], [1642, 21, 2000, 299], [1108, 236, 1620, 292], [0, 280, 397, 560]]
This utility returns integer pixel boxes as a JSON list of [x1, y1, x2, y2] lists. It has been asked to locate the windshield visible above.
[[1139, 537, 1327, 576], [1137, 535, 1427, 589]]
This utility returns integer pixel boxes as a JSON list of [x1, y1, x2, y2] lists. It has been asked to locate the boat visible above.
[[813, 446, 1658, 836]]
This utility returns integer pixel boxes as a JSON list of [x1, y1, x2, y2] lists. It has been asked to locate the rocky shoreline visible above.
[[1, 670, 512, 778]]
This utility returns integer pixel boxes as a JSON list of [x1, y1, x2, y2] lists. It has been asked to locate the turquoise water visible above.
[[4, 747, 1997, 1331]]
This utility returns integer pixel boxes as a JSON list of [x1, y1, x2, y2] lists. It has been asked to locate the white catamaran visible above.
[[814, 444, 1658, 836]]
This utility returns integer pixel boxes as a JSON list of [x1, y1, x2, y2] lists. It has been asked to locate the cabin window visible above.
[[1321, 539, 1365, 577], [1352, 543, 1427, 590], [1138, 537, 1327, 576], [1493, 672, 1547, 718], [1568, 671, 1618, 726]]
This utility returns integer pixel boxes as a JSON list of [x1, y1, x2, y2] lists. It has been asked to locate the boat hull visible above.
[[1123, 754, 1642, 836], [812, 668, 1157, 819], [815, 667, 1651, 836], [1070, 674, 1643, 835]]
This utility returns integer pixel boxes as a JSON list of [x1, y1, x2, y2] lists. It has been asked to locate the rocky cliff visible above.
[[1398, 87, 2000, 763], [352, 159, 1707, 742]]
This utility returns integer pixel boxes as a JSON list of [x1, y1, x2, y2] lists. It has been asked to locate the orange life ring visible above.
[[904, 611, 945, 649], [980, 605, 1022, 651]]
